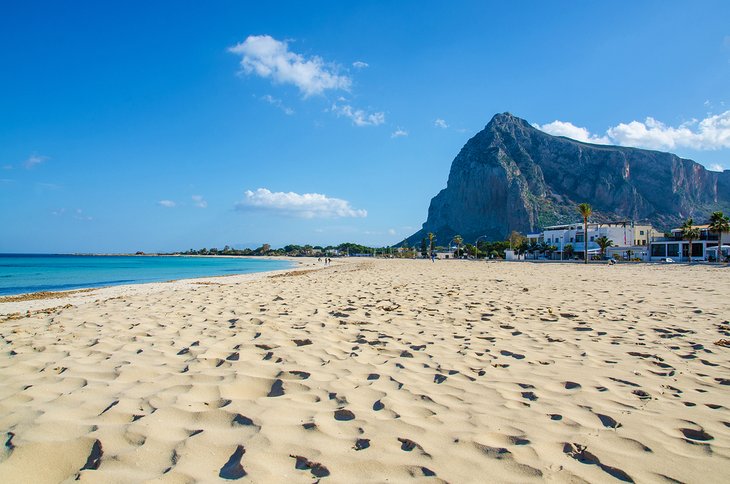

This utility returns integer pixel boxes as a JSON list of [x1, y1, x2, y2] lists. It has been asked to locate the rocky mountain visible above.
[[406, 112, 730, 246]]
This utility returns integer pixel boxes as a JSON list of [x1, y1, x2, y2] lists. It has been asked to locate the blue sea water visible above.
[[0, 254, 296, 296]]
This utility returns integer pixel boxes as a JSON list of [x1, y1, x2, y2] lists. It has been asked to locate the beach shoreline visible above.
[[0, 256, 316, 317]]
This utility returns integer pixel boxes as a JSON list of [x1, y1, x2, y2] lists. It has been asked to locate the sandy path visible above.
[[0, 259, 728, 483]]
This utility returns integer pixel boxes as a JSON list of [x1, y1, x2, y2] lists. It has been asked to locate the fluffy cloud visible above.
[[331, 103, 385, 126], [536, 111, 730, 151], [158, 200, 176, 208], [709, 163, 725, 172], [607, 112, 730, 150], [228, 35, 351, 97], [434, 118, 448, 129], [352, 61, 369, 69], [192, 195, 207, 208], [235, 188, 367, 218], [534, 120, 610, 144], [23, 154, 49, 169], [391, 128, 408, 138]]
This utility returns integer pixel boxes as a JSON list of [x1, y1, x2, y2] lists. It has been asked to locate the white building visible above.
[[649, 225, 728, 262], [527, 221, 654, 260]]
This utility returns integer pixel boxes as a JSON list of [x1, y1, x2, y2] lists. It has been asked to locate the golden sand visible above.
[[0, 259, 728, 482]]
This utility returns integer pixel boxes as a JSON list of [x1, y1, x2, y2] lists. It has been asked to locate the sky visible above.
[[2, 1, 729, 253]]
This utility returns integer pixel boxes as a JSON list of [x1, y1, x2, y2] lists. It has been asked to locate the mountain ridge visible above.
[[405, 112, 729, 246]]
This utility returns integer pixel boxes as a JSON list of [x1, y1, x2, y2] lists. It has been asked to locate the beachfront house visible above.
[[526, 221, 653, 261], [649, 225, 728, 262]]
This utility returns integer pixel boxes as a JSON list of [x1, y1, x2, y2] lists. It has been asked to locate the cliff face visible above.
[[407, 113, 730, 245]]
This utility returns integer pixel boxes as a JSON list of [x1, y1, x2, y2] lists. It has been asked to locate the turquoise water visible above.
[[0, 254, 295, 296]]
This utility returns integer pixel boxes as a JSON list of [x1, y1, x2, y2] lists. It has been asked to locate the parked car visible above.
[[660, 257, 675, 263]]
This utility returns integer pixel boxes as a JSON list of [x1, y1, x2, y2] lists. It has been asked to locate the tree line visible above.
[[167, 208, 729, 263]]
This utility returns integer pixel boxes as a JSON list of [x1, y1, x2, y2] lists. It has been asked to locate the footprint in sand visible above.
[[398, 437, 419, 451], [562, 442, 633, 482], [219, 445, 246, 479], [291, 455, 330, 478], [267, 379, 285, 397], [680, 428, 713, 442], [354, 438, 370, 450], [81, 440, 103, 471], [596, 413, 622, 429], [334, 409, 355, 421], [232, 414, 257, 427]]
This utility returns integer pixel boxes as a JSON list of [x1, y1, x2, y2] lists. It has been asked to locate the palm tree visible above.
[[595, 236, 614, 260], [681, 218, 700, 263], [563, 243, 574, 259], [546, 245, 558, 259], [517, 240, 529, 259], [708, 211, 730, 263], [577, 203, 593, 264], [452, 234, 463, 258], [427, 232, 435, 257]]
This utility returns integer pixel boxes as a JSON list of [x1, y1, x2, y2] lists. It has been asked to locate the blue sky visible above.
[[2, 1, 729, 253]]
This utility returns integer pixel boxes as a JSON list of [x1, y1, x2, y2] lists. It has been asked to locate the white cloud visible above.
[[387, 228, 396, 236], [331, 103, 385, 126], [23, 154, 49, 169], [192, 195, 208, 208], [607, 112, 730, 150], [158, 200, 176, 208], [261, 94, 294, 115], [228, 35, 351, 97], [709, 163, 725, 172], [536, 110, 730, 151], [434, 118, 448, 129], [391, 128, 408, 138], [534, 120, 610, 144], [235, 188, 367, 218], [352, 61, 369, 69]]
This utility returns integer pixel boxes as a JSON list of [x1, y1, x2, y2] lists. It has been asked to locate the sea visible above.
[[0, 254, 296, 296]]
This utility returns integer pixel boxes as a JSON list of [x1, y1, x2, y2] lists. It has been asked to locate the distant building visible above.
[[649, 225, 728, 261], [527, 221, 653, 260]]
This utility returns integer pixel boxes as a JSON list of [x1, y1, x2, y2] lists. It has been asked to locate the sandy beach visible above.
[[1, 258, 729, 483]]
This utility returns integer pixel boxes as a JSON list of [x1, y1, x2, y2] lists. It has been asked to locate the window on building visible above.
[[692, 243, 704, 257], [651, 244, 666, 257], [570, 237, 574, 243], [667, 244, 679, 257], [590, 236, 595, 241], [640, 230, 645, 235]]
